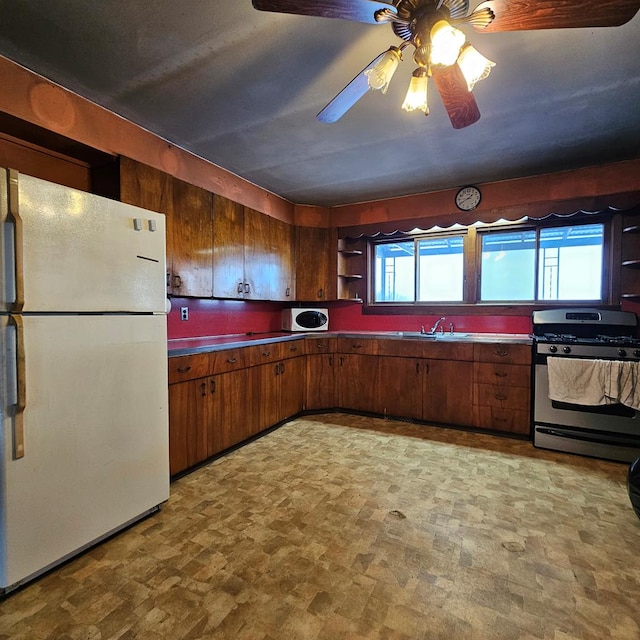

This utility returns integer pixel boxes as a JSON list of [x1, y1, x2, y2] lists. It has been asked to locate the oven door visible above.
[[534, 362, 640, 461]]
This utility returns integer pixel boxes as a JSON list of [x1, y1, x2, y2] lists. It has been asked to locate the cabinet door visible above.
[[295, 226, 337, 301], [306, 353, 337, 410], [250, 363, 281, 435], [211, 369, 251, 452], [376, 356, 423, 420], [337, 354, 378, 412], [423, 359, 474, 426], [270, 216, 295, 301], [213, 194, 245, 299], [243, 207, 272, 300], [119, 157, 174, 294], [171, 178, 213, 297], [168, 378, 209, 476], [280, 356, 306, 420]]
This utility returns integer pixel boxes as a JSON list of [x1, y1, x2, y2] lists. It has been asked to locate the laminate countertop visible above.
[[168, 331, 532, 357]]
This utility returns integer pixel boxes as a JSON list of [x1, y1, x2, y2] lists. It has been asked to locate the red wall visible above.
[[328, 301, 532, 334], [167, 298, 533, 339]]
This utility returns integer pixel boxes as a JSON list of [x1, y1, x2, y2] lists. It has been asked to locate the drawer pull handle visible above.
[[495, 372, 507, 377], [177, 366, 192, 373], [495, 394, 508, 401], [352, 344, 362, 349], [227, 357, 237, 364], [210, 379, 216, 394], [200, 382, 207, 397], [263, 350, 271, 357], [290, 346, 298, 352], [495, 347, 509, 357]]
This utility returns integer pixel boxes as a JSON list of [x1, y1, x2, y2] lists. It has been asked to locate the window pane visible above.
[[538, 224, 603, 300], [480, 231, 536, 301], [374, 241, 415, 302], [417, 236, 464, 301]]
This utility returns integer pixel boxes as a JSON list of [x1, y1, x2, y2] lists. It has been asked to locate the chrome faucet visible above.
[[427, 317, 446, 334]]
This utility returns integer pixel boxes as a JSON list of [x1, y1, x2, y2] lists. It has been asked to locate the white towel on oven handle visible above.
[[547, 357, 618, 406], [609, 360, 640, 411]]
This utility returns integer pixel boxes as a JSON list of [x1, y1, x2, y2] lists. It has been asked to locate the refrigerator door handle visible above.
[[9, 314, 26, 459], [7, 169, 25, 312]]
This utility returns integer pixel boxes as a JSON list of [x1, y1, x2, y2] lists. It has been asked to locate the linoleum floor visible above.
[[1, 413, 639, 640]]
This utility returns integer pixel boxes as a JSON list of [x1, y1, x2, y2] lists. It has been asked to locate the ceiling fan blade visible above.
[[252, 0, 396, 24], [317, 52, 388, 123], [474, 0, 640, 32], [432, 65, 481, 129]]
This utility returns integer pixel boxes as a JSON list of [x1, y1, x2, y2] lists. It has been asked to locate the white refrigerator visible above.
[[0, 168, 170, 593]]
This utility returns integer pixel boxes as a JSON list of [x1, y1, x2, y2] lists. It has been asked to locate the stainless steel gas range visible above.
[[532, 308, 640, 462]]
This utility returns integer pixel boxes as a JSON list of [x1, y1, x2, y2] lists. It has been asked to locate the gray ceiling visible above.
[[0, 1, 639, 207]]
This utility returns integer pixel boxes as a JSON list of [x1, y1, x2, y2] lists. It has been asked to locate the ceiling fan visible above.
[[252, 0, 640, 129]]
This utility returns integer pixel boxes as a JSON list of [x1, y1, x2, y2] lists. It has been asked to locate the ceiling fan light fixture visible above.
[[402, 68, 430, 114], [457, 44, 495, 91], [364, 46, 402, 94], [429, 19, 466, 67]]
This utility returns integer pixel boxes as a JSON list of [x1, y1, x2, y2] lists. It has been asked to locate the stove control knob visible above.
[[549, 345, 558, 353], [562, 346, 571, 354], [634, 349, 640, 358], [618, 349, 627, 358]]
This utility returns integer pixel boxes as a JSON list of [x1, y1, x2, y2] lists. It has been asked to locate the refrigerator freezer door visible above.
[[0, 169, 166, 313], [0, 314, 169, 591]]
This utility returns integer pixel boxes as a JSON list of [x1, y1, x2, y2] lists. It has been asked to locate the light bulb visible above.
[[402, 69, 429, 114], [430, 19, 466, 67], [364, 47, 402, 94], [457, 45, 495, 91]]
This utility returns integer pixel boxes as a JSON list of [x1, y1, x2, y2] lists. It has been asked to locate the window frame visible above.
[[364, 214, 615, 315]]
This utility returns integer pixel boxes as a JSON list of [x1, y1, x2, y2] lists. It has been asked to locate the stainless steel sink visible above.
[[396, 331, 469, 340]]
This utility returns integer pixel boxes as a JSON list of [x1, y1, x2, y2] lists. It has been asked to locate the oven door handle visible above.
[[536, 427, 640, 448]]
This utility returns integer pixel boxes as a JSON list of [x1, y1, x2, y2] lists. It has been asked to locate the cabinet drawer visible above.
[[168, 353, 211, 384], [474, 343, 532, 365], [422, 341, 474, 361], [247, 342, 285, 367], [337, 337, 377, 355], [473, 362, 531, 388], [474, 383, 530, 411], [210, 347, 249, 373], [305, 337, 336, 354], [377, 339, 426, 358], [474, 406, 531, 436], [281, 340, 304, 359]]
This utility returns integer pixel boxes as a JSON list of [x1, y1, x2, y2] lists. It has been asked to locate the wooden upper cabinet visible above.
[[243, 207, 272, 300], [295, 226, 337, 302], [213, 194, 245, 299], [213, 201, 295, 301], [170, 178, 213, 297], [270, 216, 294, 301], [120, 157, 214, 298]]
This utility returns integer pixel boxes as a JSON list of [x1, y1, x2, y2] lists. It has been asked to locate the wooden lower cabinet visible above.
[[248, 356, 307, 437], [472, 344, 532, 435], [168, 377, 207, 476], [305, 353, 337, 410], [375, 356, 423, 419], [423, 359, 474, 426], [337, 354, 379, 412], [168, 369, 249, 476], [168, 338, 533, 477]]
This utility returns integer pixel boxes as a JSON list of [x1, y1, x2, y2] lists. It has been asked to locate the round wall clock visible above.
[[455, 185, 481, 211]]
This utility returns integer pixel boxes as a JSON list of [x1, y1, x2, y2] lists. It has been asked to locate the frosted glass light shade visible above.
[[365, 47, 402, 94], [402, 72, 429, 113], [430, 19, 465, 67], [457, 45, 495, 91]]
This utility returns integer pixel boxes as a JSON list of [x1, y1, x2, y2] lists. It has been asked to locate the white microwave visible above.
[[282, 308, 329, 332]]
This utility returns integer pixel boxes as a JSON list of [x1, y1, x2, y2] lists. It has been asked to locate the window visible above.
[[374, 235, 465, 303], [369, 219, 607, 307], [480, 223, 604, 302]]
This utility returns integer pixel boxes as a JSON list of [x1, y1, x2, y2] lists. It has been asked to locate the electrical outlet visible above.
[[180, 306, 189, 321]]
